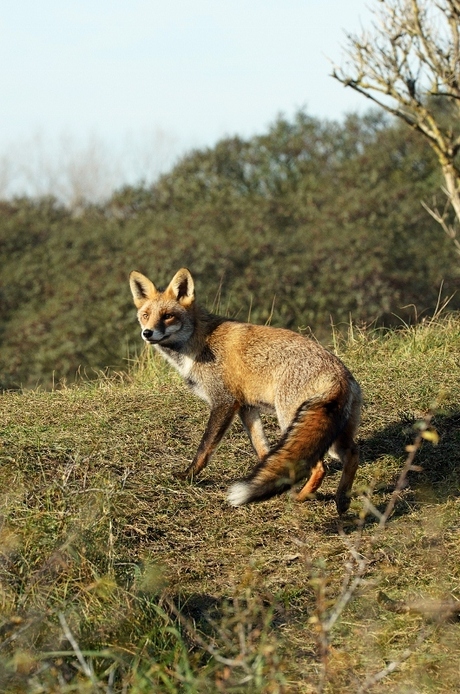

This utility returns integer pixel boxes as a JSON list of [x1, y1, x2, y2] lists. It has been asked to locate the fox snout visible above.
[[141, 327, 164, 343]]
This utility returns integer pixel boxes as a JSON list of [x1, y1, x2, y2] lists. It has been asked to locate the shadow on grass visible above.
[[169, 589, 307, 647], [361, 408, 460, 496], [308, 408, 460, 532]]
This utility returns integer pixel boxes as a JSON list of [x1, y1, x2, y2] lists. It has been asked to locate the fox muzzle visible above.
[[141, 328, 166, 343]]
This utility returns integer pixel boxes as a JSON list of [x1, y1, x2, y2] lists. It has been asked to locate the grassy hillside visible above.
[[0, 316, 459, 692]]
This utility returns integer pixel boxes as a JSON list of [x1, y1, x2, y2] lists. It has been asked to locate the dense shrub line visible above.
[[1, 110, 459, 388]]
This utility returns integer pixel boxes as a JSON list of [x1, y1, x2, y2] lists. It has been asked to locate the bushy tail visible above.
[[227, 382, 350, 506]]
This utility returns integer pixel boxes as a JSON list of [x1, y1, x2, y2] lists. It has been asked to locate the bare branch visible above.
[[334, 0, 460, 237], [421, 198, 460, 253]]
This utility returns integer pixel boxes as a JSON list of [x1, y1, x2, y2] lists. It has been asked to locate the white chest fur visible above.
[[155, 346, 211, 405], [154, 345, 192, 375]]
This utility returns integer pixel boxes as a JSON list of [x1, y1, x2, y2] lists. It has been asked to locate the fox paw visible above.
[[335, 491, 351, 515], [175, 467, 192, 481]]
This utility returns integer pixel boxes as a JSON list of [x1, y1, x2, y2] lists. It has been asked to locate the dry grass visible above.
[[0, 316, 459, 692]]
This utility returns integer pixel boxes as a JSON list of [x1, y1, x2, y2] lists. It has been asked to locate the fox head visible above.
[[129, 268, 195, 347]]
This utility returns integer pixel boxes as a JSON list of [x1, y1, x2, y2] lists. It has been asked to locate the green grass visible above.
[[0, 315, 459, 692]]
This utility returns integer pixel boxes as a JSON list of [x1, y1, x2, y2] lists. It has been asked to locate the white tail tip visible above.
[[227, 481, 251, 507]]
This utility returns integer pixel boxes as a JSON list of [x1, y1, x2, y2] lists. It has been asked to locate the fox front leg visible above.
[[180, 402, 239, 479]]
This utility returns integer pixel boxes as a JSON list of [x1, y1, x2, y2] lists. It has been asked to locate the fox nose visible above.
[[142, 328, 154, 340]]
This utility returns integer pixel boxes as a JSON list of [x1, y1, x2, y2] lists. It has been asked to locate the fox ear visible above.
[[167, 268, 195, 306], [129, 271, 157, 308]]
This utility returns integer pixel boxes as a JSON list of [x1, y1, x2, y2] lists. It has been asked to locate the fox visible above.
[[129, 268, 361, 513]]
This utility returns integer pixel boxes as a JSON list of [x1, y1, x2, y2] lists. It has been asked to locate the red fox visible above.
[[129, 268, 361, 513]]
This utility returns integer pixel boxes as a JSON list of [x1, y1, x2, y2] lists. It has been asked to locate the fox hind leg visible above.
[[295, 459, 327, 502], [330, 428, 360, 515]]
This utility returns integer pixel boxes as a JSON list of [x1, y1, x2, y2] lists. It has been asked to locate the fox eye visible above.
[[163, 313, 174, 321], [141, 312, 149, 320]]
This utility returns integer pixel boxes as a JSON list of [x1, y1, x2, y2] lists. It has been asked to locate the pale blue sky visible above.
[[0, 0, 374, 198]]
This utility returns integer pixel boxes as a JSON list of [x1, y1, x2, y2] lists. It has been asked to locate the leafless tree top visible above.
[[334, 0, 460, 239], [333, 0, 460, 165]]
